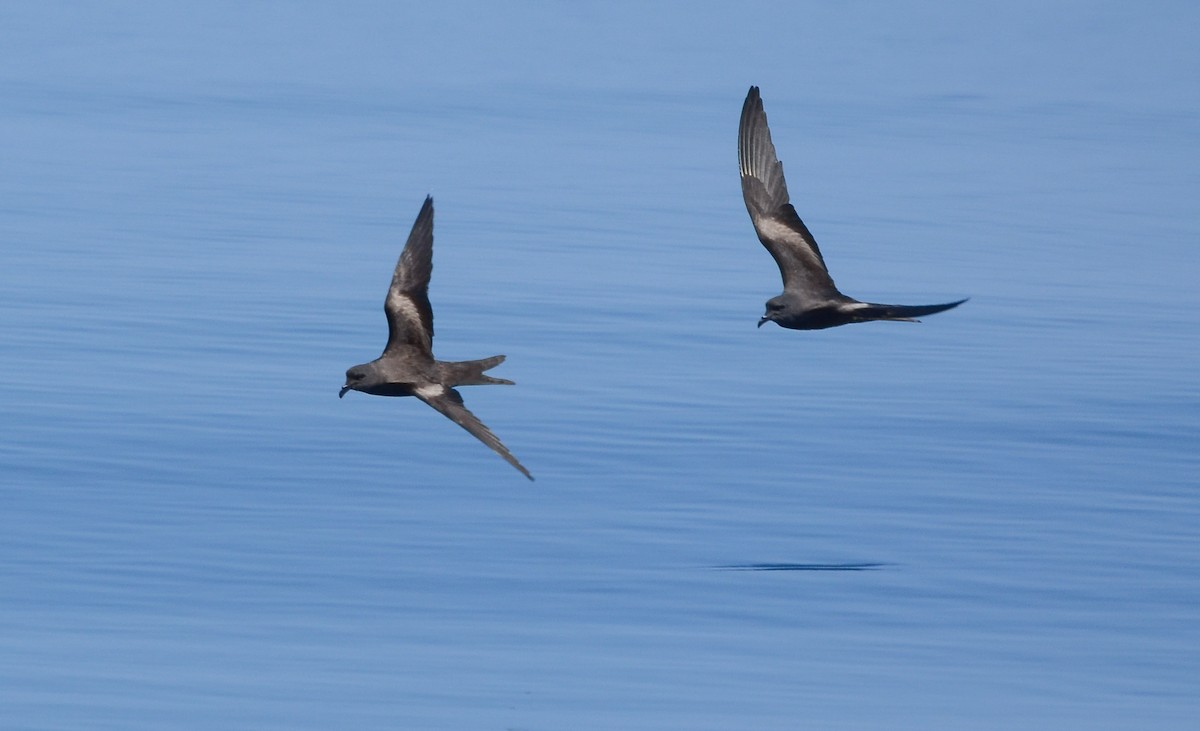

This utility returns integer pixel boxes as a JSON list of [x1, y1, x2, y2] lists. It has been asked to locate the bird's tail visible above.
[[441, 355, 514, 386], [858, 298, 968, 322]]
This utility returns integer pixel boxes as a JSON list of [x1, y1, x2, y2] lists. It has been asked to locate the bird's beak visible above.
[[338, 385, 351, 398], [757, 316, 768, 328]]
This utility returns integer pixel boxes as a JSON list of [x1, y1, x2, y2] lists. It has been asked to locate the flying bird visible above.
[[340, 196, 532, 480], [738, 86, 966, 330]]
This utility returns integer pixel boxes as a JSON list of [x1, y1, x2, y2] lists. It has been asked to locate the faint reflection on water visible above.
[[716, 563, 889, 572]]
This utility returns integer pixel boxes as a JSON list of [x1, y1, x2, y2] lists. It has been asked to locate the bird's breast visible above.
[[359, 382, 418, 397]]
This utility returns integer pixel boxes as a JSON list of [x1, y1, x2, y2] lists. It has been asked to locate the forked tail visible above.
[[441, 355, 513, 386]]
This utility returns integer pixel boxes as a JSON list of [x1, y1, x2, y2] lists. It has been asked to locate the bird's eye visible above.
[[348, 370, 364, 381]]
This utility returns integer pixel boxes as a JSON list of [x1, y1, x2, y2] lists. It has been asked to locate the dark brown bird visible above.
[[340, 196, 532, 480], [739, 86, 966, 330]]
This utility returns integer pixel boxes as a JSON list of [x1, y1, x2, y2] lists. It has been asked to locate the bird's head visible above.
[[758, 297, 786, 328], [339, 364, 373, 398]]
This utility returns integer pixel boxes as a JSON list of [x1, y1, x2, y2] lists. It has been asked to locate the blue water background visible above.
[[2, 3, 1198, 729]]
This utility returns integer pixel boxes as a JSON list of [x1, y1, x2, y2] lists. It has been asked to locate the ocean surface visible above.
[[2, 3, 1198, 729]]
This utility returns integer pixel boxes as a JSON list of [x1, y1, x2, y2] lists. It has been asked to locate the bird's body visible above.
[[738, 86, 965, 330], [340, 196, 532, 481]]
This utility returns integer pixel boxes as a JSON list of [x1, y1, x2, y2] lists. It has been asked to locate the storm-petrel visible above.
[[339, 196, 532, 481], [739, 86, 966, 330]]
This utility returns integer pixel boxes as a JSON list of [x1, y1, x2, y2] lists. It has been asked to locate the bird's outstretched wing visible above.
[[739, 87, 843, 302], [853, 298, 969, 322], [414, 384, 534, 481], [384, 196, 436, 355]]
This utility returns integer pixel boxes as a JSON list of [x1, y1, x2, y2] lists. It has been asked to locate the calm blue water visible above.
[[3, 3, 1198, 729]]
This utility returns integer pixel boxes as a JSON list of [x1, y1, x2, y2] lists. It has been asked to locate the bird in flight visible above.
[[340, 196, 532, 480], [738, 86, 966, 330]]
